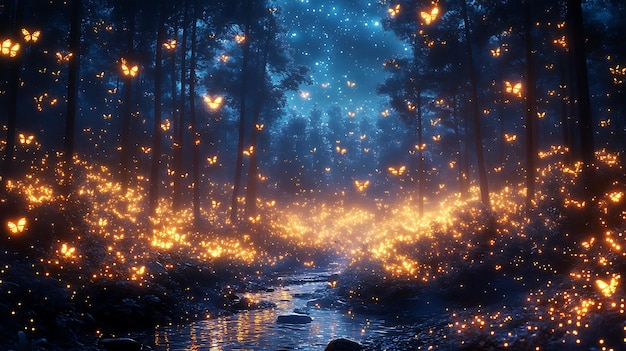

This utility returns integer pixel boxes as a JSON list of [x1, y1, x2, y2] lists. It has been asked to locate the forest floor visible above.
[[1, 151, 626, 350]]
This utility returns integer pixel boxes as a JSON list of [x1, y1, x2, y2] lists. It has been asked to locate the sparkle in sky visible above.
[[276, 0, 408, 117]]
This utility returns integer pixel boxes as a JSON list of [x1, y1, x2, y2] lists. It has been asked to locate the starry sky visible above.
[[275, 0, 409, 118]]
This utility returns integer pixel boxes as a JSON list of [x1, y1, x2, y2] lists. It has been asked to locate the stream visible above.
[[152, 268, 407, 351]]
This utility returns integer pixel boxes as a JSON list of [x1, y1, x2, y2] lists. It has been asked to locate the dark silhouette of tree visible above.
[[173, 0, 189, 211], [524, 0, 537, 210], [149, 0, 167, 218]]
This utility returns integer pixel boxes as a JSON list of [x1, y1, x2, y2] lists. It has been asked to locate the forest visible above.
[[1, 0, 625, 350]]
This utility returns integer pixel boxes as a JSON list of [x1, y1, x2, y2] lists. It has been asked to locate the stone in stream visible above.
[[98, 337, 150, 351], [276, 313, 313, 324], [324, 338, 364, 351]]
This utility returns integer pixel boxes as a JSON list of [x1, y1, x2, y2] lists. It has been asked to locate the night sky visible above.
[[276, 0, 408, 117]]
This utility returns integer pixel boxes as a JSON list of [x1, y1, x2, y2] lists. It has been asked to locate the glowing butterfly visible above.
[[235, 34, 246, 43], [102, 113, 112, 120], [432, 134, 441, 141], [430, 118, 441, 126], [141, 146, 152, 154], [163, 39, 177, 50], [335, 146, 347, 155], [504, 133, 517, 143], [388, 4, 400, 17], [121, 58, 139, 77], [388, 165, 406, 176], [61, 243, 76, 257], [347, 111, 356, 118], [22, 29, 41, 43], [1, 39, 20, 57], [420, 7, 439, 25], [56, 51, 73, 62], [490, 47, 501, 57], [321, 83, 330, 88], [243, 146, 254, 156], [96, 71, 105, 78], [299, 90, 310, 99], [596, 275, 619, 297], [347, 80, 356, 88], [18, 133, 34, 145], [537, 111, 546, 118], [211, 200, 221, 209], [381, 109, 390, 117], [7, 217, 27, 234], [203, 95, 223, 110], [505, 81, 522, 97], [354, 180, 370, 192], [207, 155, 218, 165], [220, 54, 230, 62], [161, 119, 171, 131], [255, 123, 265, 131]]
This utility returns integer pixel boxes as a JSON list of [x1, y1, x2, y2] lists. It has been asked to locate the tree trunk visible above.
[[230, 4, 252, 224], [119, 0, 136, 195], [460, 0, 490, 208], [416, 90, 424, 218], [149, 2, 166, 218], [245, 15, 273, 220], [173, 0, 189, 211], [189, 0, 201, 226], [524, 0, 536, 210], [0, 0, 22, 186], [567, 0, 594, 172], [62, 0, 81, 196]]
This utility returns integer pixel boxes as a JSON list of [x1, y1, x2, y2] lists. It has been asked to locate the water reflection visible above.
[[154, 275, 394, 350]]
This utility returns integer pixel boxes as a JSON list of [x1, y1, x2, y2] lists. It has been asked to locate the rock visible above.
[[98, 337, 150, 351], [324, 338, 364, 351], [276, 313, 312, 324]]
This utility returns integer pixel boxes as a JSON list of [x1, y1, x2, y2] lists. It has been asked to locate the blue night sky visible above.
[[276, 0, 409, 117]]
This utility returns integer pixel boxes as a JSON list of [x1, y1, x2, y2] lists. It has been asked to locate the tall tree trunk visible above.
[[524, 0, 536, 210], [245, 16, 273, 220], [452, 94, 467, 197], [189, 0, 201, 226], [63, 0, 81, 196], [230, 6, 252, 224], [1, 0, 22, 186], [149, 2, 166, 218], [567, 0, 594, 172], [173, 0, 189, 211], [119, 0, 136, 195], [416, 90, 424, 218], [460, 0, 490, 208]]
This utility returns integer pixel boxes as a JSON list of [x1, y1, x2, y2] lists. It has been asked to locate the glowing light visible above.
[[163, 39, 177, 50], [21, 29, 40, 43], [203, 95, 223, 110], [505, 81, 523, 97], [420, 6, 439, 25], [490, 47, 501, 57], [354, 180, 370, 192], [299, 90, 310, 99], [388, 165, 406, 176], [504, 133, 517, 143], [19, 133, 35, 145], [60, 243, 76, 258], [608, 191, 623, 203], [7, 217, 27, 234], [596, 275, 619, 297], [56, 51, 73, 62], [388, 4, 400, 18], [120, 58, 139, 77], [235, 34, 246, 43], [1, 39, 20, 57], [207, 155, 218, 165], [347, 80, 356, 88], [381, 109, 390, 117], [243, 145, 254, 156]]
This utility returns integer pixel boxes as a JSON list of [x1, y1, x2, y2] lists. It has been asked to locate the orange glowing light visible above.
[[220, 54, 230, 62], [490, 47, 501, 57], [348, 111, 356, 118], [354, 180, 370, 192], [1, 39, 20, 57], [121, 58, 139, 77], [60, 243, 76, 258], [388, 4, 400, 17], [420, 6, 439, 25], [608, 191, 623, 203], [255, 123, 265, 131], [505, 81, 522, 97], [381, 109, 390, 117], [388, 165, 406, 176], [299, 90, 310, 99], [596, 275, 619, 297], [18, 133, 34, 145], [207, 155, 218, 165], [235, 34, 246, 43], [7, 217, 27, 234], [504, 133, 517, 143], [347, 80, 356, 88], [432, 134, 441, 141], [55, 51, 73, 62], [163, 39, 177, 50], [243, 146, 254, 156], [203, 95, 223, 110], [22, 29, 40, 43]]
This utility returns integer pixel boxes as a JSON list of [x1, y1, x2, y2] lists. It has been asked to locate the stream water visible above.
[[152, 269, 404, 351]]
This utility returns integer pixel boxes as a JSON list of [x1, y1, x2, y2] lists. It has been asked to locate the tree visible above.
[[524, 0, 537, 210]]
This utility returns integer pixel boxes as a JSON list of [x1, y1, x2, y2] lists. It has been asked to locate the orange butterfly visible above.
[[1, 39, 20, 57], [22, 28, 41, 43]]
